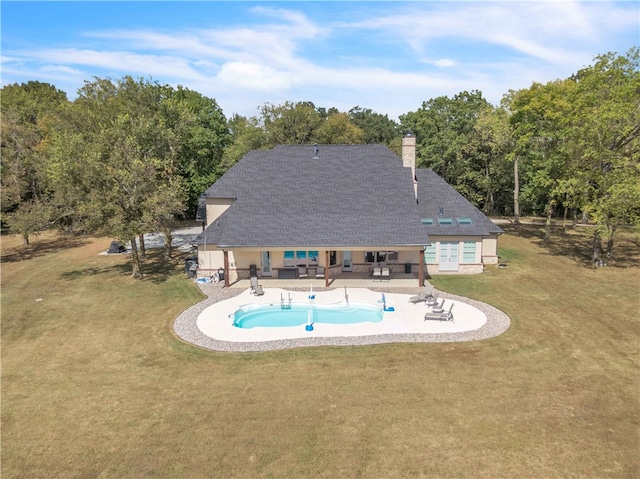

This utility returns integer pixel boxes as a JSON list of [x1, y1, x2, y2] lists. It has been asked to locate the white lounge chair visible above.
[[298, 266, 308, 279], [425, 292, 440, 307], [409, 286, 435, 304], [372, 267, 382, 281], [381, 267, 390, 281], [424, 303, 454, 322], [429, 298, 445, 313], [316, 267, 325, 279]]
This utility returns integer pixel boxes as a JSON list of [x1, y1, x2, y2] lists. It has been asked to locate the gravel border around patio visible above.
[[173, 282, 511, 352]]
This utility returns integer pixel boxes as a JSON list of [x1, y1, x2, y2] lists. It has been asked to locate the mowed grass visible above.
[[2, 225, 639, 479]]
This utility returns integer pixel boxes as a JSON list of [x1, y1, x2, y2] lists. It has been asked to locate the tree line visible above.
[[1, 48, 638, 275]]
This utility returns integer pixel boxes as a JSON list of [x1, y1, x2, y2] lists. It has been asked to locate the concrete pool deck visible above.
[[174, 283, 511, 352]]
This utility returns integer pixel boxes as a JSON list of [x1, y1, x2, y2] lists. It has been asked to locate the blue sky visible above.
[[2, 1, 638, 120]]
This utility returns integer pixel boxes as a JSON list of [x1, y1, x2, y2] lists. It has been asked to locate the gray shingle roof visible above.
[[195, 145, 429, 248], [416, 168, 503, 236]]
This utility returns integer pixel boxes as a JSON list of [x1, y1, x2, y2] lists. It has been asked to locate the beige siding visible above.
[[482, 236, 499, 264], [198, 245, 223, 271], [232, 251, 262, 270], [204, 198, 235, 227]]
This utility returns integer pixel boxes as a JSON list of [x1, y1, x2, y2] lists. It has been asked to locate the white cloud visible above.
[[421, 58, 459, 67], [17, 48, 210, 82], [193, 59, 219, 70], [249, 6, 327, 40], [2, 2, 636, 120], [217, 62, 295, 91], [341, 1, 636, 64], [39, 65, 84, 75]]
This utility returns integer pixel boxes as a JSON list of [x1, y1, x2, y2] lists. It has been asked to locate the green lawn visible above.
[[2, 225, 639, 478]]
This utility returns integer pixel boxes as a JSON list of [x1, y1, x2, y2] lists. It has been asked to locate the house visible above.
[[416, 168, 503, 274], [194, 136, 502, 286]]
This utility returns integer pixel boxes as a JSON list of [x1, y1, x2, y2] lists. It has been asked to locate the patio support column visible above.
[[325, 250, 330, 287], [418, 248, 424, 287], [223, 250, 229, 287]]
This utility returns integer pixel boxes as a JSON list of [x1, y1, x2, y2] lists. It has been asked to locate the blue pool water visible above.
[[233, 302, 383, 329]]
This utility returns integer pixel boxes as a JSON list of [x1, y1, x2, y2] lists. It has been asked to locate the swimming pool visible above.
[[233, 302, 383, 329]]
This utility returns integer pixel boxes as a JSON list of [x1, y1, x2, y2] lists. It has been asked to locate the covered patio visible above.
[[225, 271, 423, 289]]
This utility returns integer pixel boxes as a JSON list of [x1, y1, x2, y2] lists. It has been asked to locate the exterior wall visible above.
[[197, 246, 427, 280], [269, 251, 285, 276], [425, 263, 484, 275], [328, 265, 342, 277], [482, 236, 499, 264], [231, 250, 262, 279], [328, 249, 421, 274], [204, 198, 235, 227], [197, 238, 498, 280], [197, 246, 239, 283], [197, 245, 225, 272], [352, 250, 422, 274], [425, 236, 484, 275]]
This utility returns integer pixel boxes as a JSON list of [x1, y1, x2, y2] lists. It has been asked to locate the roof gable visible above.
[[416, 168, 503, 236]]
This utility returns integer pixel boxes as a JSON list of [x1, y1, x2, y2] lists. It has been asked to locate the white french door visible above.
[[439, 242, 459, 272]]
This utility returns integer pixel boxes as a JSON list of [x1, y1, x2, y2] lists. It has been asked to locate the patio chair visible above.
[[316, 267, 325, 279], [381, 267, 391, 281], [250, 276, 264, 296], [408, 285, 435, 304], [429, 298, 445, 313], [425, 292, 440, 307], [372, 267, 382, 281], [298, 266, 308, 279], [424, 303, 454, 322]]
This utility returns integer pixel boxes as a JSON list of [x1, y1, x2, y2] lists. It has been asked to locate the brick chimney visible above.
[[402, 132, 417, 198]]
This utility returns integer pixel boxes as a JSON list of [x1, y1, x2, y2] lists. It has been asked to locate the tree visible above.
[[348, 106, 400, 145], [0, 81, 68, 244], [462, 106, 514, 215], [219, 114, 267, 172], [171, 86, 230, 216], [400, 90, 491, 206], [249, 101, 375, 149], [506, 80, 575, 242], [48, 76, 189, 277], [566, 49, 640, 263], [314, 112, 365, 144], [260, 101, 322, 146]]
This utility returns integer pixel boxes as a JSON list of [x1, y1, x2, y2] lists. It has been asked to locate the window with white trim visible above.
[[462, 242, 476, 263], [424, 244, 436, 263]]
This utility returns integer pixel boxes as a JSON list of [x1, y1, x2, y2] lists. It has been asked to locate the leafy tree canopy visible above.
[[0, 81, 68, 243]]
